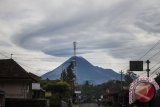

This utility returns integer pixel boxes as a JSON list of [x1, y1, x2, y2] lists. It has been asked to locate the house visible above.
[[29, 72, 45, 99], [0, 59, 37, 99], [0, 59, 48, 107], [0, 90, 5, 107]]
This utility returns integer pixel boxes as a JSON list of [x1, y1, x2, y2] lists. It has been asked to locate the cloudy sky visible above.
[[0, 0, 160, 76]]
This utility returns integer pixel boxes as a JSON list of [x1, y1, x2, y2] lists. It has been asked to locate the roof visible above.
[[0, 59, 36, 81], [29, 72, 41, 82]]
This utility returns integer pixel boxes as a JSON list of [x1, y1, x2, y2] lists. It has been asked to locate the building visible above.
[[0, 90, 5, 107], [0, 59, 49, 107], [0, 59, 37, 99]]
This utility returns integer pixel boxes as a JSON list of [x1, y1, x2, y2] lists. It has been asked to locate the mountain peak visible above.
[[41, 56, 120, 84]]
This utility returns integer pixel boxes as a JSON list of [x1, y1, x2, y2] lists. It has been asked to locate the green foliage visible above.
[[155, 73, 160, 83], [60, 62, 76, 91], [66, 62, 76, 83], [79, 72, 137, 104], [40, 80, 72, 107], [124, 71, 137, 86], [60, 70, 67, 81], [103, 80, 121, 92], [47, 81, 70, 96], [41, 80, 71, 98], [80, 80, 123, 102], [81, 80, 95, 96]]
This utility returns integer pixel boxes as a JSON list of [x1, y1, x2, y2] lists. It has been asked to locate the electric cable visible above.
[[0, 52, 10, 58], [148, 50, 160, 60], [150, 61, 160, 70], [138, 40, 160, 60], [150, 66, 160, 77]]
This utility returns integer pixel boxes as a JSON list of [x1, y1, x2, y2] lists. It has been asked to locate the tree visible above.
[[41, 80, 71, 107], [155, 73, 160, 83], [124, 71, 137, 86], [60, 62, 76, 89], [60, 70, 67, 81], [103, 80, 121, 93], [46, 81, 71, 97], [60, 61, 76, 104], [81, 80, 95, 102], [66, 62, 76, 84]]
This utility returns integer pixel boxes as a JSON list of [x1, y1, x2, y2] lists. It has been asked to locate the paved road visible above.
[[73, 103, 106, 107]]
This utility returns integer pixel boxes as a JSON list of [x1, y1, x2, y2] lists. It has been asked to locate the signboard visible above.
[[130, 61, 143, 71], [129, 77, 159, 104], [135, 82, 155, 103], [75, 90, 81, 94], [32, 83, 41, 90]]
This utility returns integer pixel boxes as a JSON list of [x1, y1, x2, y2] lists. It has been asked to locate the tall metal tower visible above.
[[73, 41, 77, 77], [73, 42, 78, 86], [73, 41, 76, 57], [73, 41, 80, 103]]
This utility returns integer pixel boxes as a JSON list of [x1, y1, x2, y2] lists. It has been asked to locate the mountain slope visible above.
[[41, 56, 121, 84]]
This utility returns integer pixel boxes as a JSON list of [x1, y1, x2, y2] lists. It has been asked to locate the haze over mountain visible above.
[[41, 56, 121, 84]]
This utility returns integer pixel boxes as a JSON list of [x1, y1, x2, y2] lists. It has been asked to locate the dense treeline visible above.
[[40, 80, 72, 107]]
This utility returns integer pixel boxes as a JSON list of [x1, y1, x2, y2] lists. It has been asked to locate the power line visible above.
[[14, 59, 51, 74], [144, 41, 160, 76], [15, 60, 34, 70], [133, 40, 160, 77], [149, 61, 160, 77], [138, 71, 147, 77], [150, 66, 160, 77], [148, 49, 160, 60], [138, 40, 160, 60], [121, 40, 160, 75], [150, 61, 160, 70], [0, 52, 9, 58]]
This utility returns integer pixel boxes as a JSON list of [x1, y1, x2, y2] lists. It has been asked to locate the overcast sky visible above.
[[0, 0, 160, 76]]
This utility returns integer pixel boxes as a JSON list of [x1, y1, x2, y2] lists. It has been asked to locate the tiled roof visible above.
[[0, 59, 32, 80]]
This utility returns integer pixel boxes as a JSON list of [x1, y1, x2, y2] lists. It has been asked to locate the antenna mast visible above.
[[73, 41, 77, 83], [73, 41, 76, 57]]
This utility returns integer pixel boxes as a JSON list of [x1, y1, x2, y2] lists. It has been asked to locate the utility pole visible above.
[[146, 60, 150, 107], [120, 70, 124, 107], [146, 60, 150, 77], [120, 70, 123, 91]]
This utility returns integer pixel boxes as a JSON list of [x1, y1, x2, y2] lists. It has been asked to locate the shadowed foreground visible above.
[[73, 103, 106, 107]]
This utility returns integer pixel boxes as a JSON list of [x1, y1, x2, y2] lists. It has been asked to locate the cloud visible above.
[[0, 0, 160, 75], [135, 7, 160, 33], [12, 1, 133, 46], [9, 0, 160, 57]]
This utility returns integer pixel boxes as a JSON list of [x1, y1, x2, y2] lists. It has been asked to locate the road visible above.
[[73, 103, 106, 107]]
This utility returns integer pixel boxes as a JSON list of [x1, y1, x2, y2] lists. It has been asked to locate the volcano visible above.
[[41, 56, 121, 84]]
